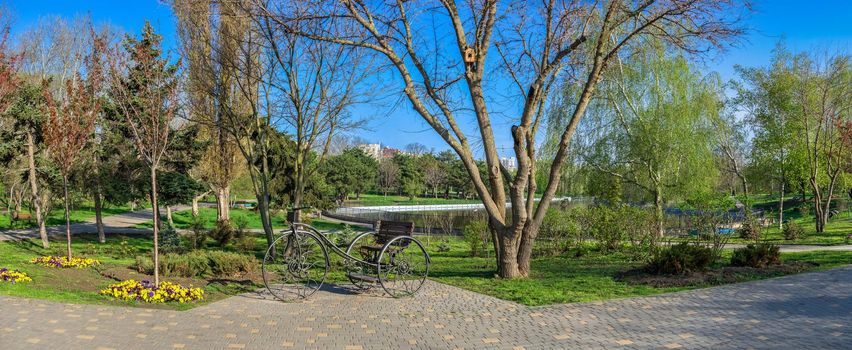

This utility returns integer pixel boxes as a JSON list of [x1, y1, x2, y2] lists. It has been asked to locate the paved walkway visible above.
[[0, 206, 190, 241], [1, 266, 849, 349]]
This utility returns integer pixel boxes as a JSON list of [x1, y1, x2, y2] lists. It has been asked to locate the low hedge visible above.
[[135, 250, 257, 278], [646, 243, 713, 275], [731, 244, 780, 268]]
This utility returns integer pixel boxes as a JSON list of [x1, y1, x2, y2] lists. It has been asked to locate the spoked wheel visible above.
[[377, 236, 430, 298], [345, 232, 377, 291], [262, 230, 329, 301]]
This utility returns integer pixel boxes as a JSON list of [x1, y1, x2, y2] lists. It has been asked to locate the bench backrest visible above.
[[12, 211, 32, 220], [375, 220, 415, 246]]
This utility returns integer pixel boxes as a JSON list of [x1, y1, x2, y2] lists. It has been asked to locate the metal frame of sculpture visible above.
[[262, 210, 431, 301]]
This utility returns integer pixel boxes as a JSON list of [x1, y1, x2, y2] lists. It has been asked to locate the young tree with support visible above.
[[42, 30, 106, 260], [109, 22, 180, 286], [264, 0, 749, 278]]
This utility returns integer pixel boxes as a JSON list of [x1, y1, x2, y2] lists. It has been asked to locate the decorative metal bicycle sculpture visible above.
[[262, 208, 431, 300]]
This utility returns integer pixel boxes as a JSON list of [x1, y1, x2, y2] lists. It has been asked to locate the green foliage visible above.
[[783, 220, 805, 240], [393, 153, 425, 199], [265, 129, 333, 209], [436, 238, 451, 252], [134, 250, 257, 278], [538, 207, 582, 256], [647, 243, 713, 275], [584, 205, 653, 253], [738, 213, 762, 241], [208, 220, 235, 247], [156, 171, 205, 207], [159, 223, 184, 254], [187, 215, 207, 249], [731, 244, 780, 268], [462, 219, 489, 257], [332, 225, 357, 247], [323, 148, 378, 202]]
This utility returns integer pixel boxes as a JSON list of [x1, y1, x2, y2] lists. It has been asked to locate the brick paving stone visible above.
[[0, 266, 849, 349]]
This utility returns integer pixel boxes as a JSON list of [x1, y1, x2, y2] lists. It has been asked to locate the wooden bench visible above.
[[11, 211, 32, 227], [358, 220, 415, 262]]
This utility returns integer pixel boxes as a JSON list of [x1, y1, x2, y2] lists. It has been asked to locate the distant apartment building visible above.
[[357, 143, 382, 159], [500, 156, 517, 171]]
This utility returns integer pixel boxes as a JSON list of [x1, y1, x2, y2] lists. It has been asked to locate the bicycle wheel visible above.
[[262, 230, 329, 301], [377, 236, 430, 298]]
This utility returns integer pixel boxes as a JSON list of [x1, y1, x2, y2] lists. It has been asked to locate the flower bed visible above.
[[30, 256, 101, 268], [0, 268, 32, 283], [100, 280, 204, 303]]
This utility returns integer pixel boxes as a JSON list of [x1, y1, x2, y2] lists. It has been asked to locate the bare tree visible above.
[[42, 29, 105, 260], [258, 0, 748, 277], [378, 158, 399, 196], [109, 23, 180, 285]]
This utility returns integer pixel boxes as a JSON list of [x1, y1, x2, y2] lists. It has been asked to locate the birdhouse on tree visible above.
[[464, 47, 476, 64]]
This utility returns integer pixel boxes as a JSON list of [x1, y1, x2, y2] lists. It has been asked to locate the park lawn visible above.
[[134, 207, 363, 232], [423, 238, 852, 306], [0, 204, 134, 230], [718, 206, 852, 245], [344, 193, 481, 207], [1, 233, 849, 310]]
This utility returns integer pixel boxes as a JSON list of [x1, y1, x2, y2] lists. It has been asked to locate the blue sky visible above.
[[8, 0, 852, 155]]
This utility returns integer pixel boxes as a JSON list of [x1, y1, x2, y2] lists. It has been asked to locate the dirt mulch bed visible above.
[[616, 262, 819, 288]]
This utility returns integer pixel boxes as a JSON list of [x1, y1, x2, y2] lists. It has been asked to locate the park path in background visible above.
[[0, 265, 849, 349], [0, 206, 189, 241]]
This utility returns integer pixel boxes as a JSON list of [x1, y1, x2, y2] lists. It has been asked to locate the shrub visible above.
[[187, 216, 207, 250], [159, 223, 184, 254], [783, 221, 804, 240], [646, 243, 713, 275], [463, 219, 489, 257], [731, 244, 780, 268], [586, 205, 625, 252], [333, 225, 357, 247], [206, 251, 257, 277], [134, 251, 257, 278], [436, 239, 451, 252], [798, 203, 810, 217], [738, 216, 761, 241], [232, 215, 250, 239], [538, 208, 583, 256], [209, 220, 235, 247], [233, 235, 256, 253]]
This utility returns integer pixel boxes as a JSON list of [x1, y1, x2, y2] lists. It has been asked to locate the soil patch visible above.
[[617, 262, 819, 288]]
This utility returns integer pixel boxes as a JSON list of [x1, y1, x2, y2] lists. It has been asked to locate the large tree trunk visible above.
[[26, 131, 49, 248], [150, 166, 160, 286], [496, 227, 521, 278], [216, 186, 230, 222], [166, 205, 174, 227], [63, 175, 72, 261], [191, 190, 209, 217]]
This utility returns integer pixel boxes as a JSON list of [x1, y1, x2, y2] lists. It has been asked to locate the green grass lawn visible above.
[[2, 232, 847, 310], [0, 204, 134, 230], [343, 193, 481, 207]]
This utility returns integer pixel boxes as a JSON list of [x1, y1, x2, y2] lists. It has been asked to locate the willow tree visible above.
[[43, 30, 105, 260], [578, 49, 721, 236], [258, 0, 748, 277], [109, 23, 180, 285]]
